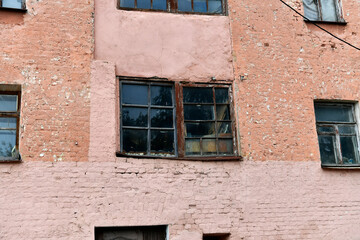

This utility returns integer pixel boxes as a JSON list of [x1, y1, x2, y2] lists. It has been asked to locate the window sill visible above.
[[322, 164, 360, 169], [116, 152, 242, 161], [304, 20, 347, 25], [0, 7, 27, 13]]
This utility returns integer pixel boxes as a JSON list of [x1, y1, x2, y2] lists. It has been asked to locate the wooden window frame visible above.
[[0, 0, 27, 11], [0, 91, 21, 162], [303, 0, 345, 24], [315, 102, 360, 168], [117, 78, 240, 161], [117, 0, 227, 16]]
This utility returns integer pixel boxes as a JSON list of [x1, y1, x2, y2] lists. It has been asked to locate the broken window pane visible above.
[[315, 105, 354, 122], [216, 105, 230, 120], [151, 86, 172, 106], [137, 0, 151, 9], [0, 130, 16, 157], [194, 0, 207, 12], [303, 0, 320, 21], [218, 139, 233, 154], [2, 0, 22, 9], [320, 0, 338, 21], [151, 109, 173, 128], [152, 0, 166, 10], [318, 135, 337, 164], [186, 122, 215, 137], [0, 95, 17, 112], [208, 0, 222, 13], [183, 87, 213, 103], [340, 136, 357, 164], [184, 105, 214, 120], [217, 122, 232, 137], [122, 107, 148, 127], [123, 129, 147, 153], [151, 130, 174, 153], [178, 0, 192, 12], [122, 84, 148, 105], [185, 139, 201, 155]]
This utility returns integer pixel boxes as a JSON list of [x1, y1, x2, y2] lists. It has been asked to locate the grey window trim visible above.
[[0, 0, 27, 11]]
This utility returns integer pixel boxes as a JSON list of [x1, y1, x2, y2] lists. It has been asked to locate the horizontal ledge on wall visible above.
[[116, 152, 242, 161]]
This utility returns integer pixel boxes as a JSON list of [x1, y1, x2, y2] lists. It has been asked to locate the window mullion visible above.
[[334, 125, 342, 164], [175, 83, 185, 157], [317, 0, 323, 21], [147, 84, 151, 155]]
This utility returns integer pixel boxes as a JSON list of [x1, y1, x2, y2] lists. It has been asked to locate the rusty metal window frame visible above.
[[315, 102, 360, 168], [117, 78, 239, 161], [117, 0, 227, 16], [0, 0, 27, 11], [119, 80, 177, 157], [303, 0, 345, 24], [178, 82, 236, 157], [0, 91, 21, 162]]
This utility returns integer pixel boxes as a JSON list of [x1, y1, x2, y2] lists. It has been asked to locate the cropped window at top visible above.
[[303, 0, 344, 22], [95, 225, 167, 240], [0, 92, 21, 161], [119, 79, 236, 159], [1, 0, 26, 10], [118, 0, 225, 15], [314, 102, 360, 167]]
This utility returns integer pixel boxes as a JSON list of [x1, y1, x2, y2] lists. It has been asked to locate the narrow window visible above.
[[0, 89, 21, 161], [203, 233, 230, 240], [120, 81, 176, 157], [183, 86, 233, 156], [303, 0, 344, 22], [95, 225, 167, 240], [118, 0, 225, 15], [314, 102, 359, 167]]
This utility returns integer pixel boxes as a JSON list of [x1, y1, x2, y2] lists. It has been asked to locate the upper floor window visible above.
[[303, 0, 345, 23], [118, 0, 225, 15], [0, 89, 21, 161], [95, 225, 167, 240], [0, 0, 26, 10], [119, 79, 236, 159], [314, 102, 359, 167]]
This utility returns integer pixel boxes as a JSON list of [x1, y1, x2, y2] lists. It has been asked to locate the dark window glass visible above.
[[0, 130, 16, 157], [317, 126, 335, 133], [318, 135, 337, 164], [137, 0, 151, 9], [218, 139, 233, 154], [95, 226, 167, 240], [123, 129, 148, 153], [183, 87, 213, 103], [0, 95, 17, 112], [340, 136, 357, 164], [215, 88, 229, 103], [185, 122, 215, 137], [185, 139, 201, 155], [184, 105, 214, 120], [122, 107, 148, 127], [194, 0, 207, 12], [152, 0, 166, 10], [151, 130, 174, 153], [178, 0, 192, 12], [315, 105, 354, 122], [217, 122, 232, 136], [339, 125, 356, 134], [208, 0, 222, 13], [122, 84, 148, 105], [216, 105, 230, 120], [202, 139, 217, 155], [151, 109, 173, 128], [151, 86, 172, 106]]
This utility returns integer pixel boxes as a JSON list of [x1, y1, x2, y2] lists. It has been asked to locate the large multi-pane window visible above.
[[119, 79, 236, 158], [118, 0, 225, 15], [0, 91, 21, 161], [314, 102, 359, 167]]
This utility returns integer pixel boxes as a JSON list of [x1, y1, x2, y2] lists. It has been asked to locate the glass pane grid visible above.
[[184, 86, 233, 156]]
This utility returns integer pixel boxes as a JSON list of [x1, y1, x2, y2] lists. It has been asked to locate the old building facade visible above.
[[1, 0, 360, 239]]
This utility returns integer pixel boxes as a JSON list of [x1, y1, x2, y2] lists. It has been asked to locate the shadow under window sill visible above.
[[0, 7, 27, 13]]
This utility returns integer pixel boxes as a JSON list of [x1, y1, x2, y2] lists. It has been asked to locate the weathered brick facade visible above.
[[1, 0, 360, 239]]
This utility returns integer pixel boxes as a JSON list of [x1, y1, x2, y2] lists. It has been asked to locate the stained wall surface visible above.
[[94, 0, 234, 81]]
